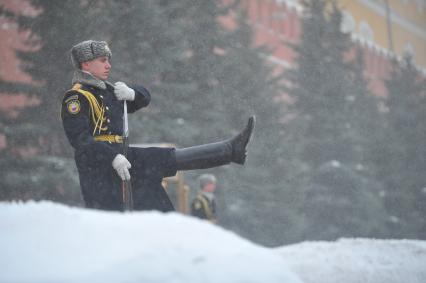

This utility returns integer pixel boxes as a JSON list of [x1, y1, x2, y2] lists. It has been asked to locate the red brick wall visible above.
[[0, 0, 38, 149], [0, 0, 35, 83]]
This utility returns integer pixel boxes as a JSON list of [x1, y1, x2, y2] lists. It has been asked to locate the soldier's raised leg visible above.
[[174, 116, 256, 170]]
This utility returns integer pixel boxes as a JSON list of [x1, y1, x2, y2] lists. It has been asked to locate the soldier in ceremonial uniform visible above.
[[61, 40, 255, 212], [191, 174, 218, 223]]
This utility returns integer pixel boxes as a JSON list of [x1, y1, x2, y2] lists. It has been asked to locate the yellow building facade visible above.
[[338, 0, 426, 69]]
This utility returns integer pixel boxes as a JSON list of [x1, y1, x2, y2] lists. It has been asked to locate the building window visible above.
[[415, 0, 425, 12], [341, 11, 355, 33], [359, 21, 374, 42], [403, 43, 415, 57]]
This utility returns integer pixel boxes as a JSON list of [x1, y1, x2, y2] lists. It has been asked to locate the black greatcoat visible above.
[[61, 81, 177, 212]]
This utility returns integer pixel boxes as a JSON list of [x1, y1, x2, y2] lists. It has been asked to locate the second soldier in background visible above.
[[191, 174, 218, 223]]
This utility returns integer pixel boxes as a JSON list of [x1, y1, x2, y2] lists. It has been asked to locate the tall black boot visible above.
[[175, 116, 256, 170]]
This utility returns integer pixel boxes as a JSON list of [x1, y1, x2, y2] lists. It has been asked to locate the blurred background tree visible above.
[[377, 55, 426, 237], [283, 0, 389, 241]]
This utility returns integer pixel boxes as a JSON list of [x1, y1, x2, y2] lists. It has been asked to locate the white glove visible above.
[[112, 154, 132, 181], [114, 82, 135, 101]]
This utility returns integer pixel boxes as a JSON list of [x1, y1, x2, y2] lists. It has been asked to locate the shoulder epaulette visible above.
[[72, 83, 82, 90], [63, 84, 107, 135]]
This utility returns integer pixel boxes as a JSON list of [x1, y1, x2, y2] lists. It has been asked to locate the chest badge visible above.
[[67, 100, 81, 114]]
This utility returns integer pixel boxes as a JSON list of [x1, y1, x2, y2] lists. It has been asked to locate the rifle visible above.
[[122, 100, 134, 211]]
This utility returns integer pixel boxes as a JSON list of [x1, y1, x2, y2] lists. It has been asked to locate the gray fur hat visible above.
[[198, 174, 217, 188], [70, 40, 111, 68]]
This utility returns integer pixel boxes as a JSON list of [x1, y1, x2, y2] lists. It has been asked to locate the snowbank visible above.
[[0, 201, 301, 283], [276, 238, 426, 283], [2, 201, 425, 283]]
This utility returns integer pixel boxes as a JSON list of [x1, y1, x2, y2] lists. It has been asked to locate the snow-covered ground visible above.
[[1, 201, 425, 283], [0, 201, 301, 283], [277, 239, 426, 283]]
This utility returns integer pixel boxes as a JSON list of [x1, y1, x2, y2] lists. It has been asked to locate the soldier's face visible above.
[[81, 56, 111, 81], [203, 182, 216, 193]]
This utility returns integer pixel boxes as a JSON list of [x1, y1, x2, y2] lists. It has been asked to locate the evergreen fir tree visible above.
[[211, 8, 296, 246], [286, 0, 357, 167], [380, 55, 426, 237], [284, 0, 388, 240], [99, 0, 195, 144]]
